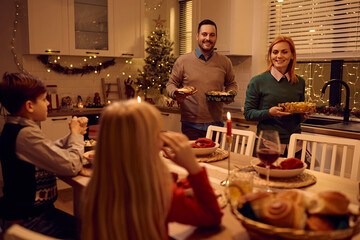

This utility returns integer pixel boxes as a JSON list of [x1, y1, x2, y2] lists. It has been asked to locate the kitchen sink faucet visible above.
[[321, 79, 350, 122]]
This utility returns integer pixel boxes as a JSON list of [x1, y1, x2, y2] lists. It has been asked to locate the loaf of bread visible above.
[[306, 215, 335, 231], [307, 191, 350, 215]]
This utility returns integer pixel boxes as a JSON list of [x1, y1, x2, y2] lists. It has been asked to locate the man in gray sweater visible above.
[[166, 19, 238, 140]]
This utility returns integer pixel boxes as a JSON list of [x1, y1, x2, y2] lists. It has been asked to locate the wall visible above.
[[0, 0, 268, 110]]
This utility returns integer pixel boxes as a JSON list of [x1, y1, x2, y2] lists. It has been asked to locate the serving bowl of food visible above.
[[190, 138, 219, 156], [231, 190, 360, 240], [251, 158, 307, 178], [206, 90, 235, 102], [278, 102, 316, 113]]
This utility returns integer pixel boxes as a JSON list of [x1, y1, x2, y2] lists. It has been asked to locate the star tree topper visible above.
[[153, 15, 166, 28]]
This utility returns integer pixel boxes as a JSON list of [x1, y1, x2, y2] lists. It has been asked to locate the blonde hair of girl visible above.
[[266, 35, 298, 84], [81, 100, 172, 240]]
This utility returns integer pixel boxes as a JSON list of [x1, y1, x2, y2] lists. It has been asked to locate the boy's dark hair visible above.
[[197, 19, 217, 33], [0, 72, 46, 114]]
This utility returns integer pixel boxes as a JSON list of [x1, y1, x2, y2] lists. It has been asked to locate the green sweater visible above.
[[244, 71, 305, 144]]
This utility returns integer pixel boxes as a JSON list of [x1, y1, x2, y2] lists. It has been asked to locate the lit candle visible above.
[[107, 100, 111, 105], [137, 96, 141, 103], [227, 112, 232, 136], [78, 102, 84, 108]]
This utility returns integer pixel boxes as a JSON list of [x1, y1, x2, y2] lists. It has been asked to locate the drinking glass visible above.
[[256, 130, 281, 192], [226, 170, 253, 206]]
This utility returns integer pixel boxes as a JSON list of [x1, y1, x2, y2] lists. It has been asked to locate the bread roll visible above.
[[275, 190, 307, 229], [307, 191, 350, 215], [261, 198, 295, 228], [243, 192, 274, 219], [306, 215, 335, 231]]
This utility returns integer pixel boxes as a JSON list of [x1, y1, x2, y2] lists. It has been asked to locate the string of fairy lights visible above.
[[144, 0, 163, 11], [296, 62, 360, 109], [11, 1, 28, 74]]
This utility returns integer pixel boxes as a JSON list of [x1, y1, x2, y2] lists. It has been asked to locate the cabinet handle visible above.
[[122, 53, 134, 56], [51, 118, 68, 121], [85, 51, 99, 54], [161, 113, 170, 116], [236, 123, 250, 128], [45, 50, 60, 53]]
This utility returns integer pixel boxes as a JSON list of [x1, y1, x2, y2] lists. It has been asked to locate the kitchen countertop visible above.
[[48, 106, 360, 140]]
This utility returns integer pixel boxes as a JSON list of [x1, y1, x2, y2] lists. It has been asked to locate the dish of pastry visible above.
[[206, 90, 235, 102], [251, 158, 307, 178], [278, 102, 316, 113], [233, 189, 359, 239], [176, 86, 197, 95]]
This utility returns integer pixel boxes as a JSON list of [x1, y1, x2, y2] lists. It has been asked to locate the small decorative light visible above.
[[107, 74, 110, 77], [70, 64, 73, 68], [84, 59, 87, 62], [122, 72, 126, 75], [137, 96, 141, 103], [47, 69, 51, 72]]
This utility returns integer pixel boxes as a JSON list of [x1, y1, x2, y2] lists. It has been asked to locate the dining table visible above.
[[59, 153, 360, 240]]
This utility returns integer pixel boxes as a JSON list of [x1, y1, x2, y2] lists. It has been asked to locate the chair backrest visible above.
[[206, 125, 256, 156], [4, 224, 60, 240], [287, 133, 360, 180]]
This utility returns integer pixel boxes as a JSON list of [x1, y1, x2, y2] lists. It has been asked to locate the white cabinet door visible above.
[[68, 0, 114, 56], [41, 116, 72, 141], [161, 112, 181, 132], [113, 0, 144, 58], [193, 0, 253, 56], [27, 0, 69, 55]]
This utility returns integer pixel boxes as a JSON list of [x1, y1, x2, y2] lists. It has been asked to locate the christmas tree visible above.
[[135, 15, 176, 95]]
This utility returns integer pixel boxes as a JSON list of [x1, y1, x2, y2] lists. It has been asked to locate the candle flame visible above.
[[107, 100, 111, 104], [137, 96, 141, 103], [227, 112, 231, 120]]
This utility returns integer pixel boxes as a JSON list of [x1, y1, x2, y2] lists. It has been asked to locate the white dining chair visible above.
[[287, 133, 360, 180], [3, 224, 60, 240], [206, 125, 256, 156]]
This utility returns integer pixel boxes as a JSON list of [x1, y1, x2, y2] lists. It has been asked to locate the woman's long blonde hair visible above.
[[266, 35, 298, 84], [82, 100, 172, 240]]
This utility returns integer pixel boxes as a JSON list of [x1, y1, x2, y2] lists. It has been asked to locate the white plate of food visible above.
[[83, 150, 95, 164], [251, 158, 307, 178], [176, 86, 197, 96], [190, 140, 219, 156]]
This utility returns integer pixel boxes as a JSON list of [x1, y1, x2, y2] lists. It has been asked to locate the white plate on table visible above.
[[189, 141, 219, 156], [83, 150, 95, 164], [251, 158, 307, 178]]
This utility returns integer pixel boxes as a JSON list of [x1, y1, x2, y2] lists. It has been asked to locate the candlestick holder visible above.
[[220, 135, 232, 186]]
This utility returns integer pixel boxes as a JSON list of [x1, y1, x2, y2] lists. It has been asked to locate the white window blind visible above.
[[179, 0, 192, 55], [268, 0, 360, 58]]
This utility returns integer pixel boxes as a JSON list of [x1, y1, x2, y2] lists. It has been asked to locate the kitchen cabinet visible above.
[[231, 119, 257, 134], [68, 0, 115, 56], [41, 116, 71, 141], [193, 0, 253, 56], [114, 0, 144, 58], [160, 112, 181, 132], [26, 0, 144, 57], [27, 0, 70, 55]]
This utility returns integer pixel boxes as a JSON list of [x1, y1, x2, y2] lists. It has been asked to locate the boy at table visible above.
[[0, 73, 87, 239]]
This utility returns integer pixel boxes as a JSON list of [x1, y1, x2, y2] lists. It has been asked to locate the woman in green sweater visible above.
[[244, 35, 309, 157]]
